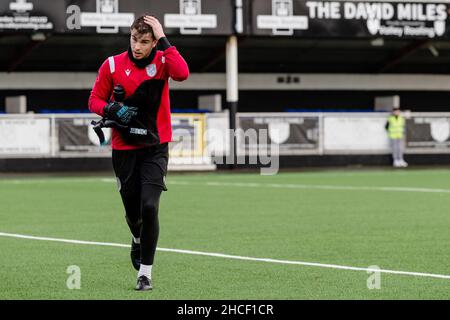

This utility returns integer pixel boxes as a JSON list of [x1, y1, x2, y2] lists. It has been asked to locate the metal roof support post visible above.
[[226, 35, 239, 170]]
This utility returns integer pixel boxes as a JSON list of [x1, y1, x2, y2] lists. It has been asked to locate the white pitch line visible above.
[[2, 177, 450, 194], [0, 231, 449, 280], [0, 178, 116, 184], [169, 180, 450, 194]]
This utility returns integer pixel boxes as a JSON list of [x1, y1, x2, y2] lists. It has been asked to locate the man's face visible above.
[[393, 109, 401, 116], [130, 29, 157, 60]]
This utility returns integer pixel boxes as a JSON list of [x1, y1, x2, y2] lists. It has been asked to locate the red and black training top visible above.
[[88, 40, 189, 150]]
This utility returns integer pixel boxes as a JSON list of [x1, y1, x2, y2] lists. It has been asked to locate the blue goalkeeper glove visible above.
[[104, 102, 138, 125]]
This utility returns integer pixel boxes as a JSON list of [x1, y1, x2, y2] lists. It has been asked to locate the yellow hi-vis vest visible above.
[[388, 115, 405, 139]]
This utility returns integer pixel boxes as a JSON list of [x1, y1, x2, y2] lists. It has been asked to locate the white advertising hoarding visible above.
[[0, 118, 51, 155], [324, 116, 390, 152]]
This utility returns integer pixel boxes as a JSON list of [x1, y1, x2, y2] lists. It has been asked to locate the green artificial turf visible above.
[[0, 169, 449, 299]]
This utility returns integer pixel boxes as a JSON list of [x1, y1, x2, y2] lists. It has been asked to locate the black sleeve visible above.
[[158, 37, 172, 51], [385, 121, 389, 131]]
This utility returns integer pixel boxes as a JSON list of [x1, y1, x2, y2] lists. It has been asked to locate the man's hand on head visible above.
[[144, 16, 165, 40]]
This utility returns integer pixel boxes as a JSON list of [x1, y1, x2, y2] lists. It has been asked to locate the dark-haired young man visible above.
[[89, 15, 189, 291]]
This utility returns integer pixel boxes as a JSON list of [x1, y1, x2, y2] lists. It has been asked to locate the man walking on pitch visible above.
[[385, 107, 408, 168], [89, 15, 189, 290]]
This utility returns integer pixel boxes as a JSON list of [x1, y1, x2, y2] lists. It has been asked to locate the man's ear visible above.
[[151, 39, 158, 49]]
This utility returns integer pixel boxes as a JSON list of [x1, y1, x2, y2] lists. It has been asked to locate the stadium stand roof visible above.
[[3, 33, 450, 74]]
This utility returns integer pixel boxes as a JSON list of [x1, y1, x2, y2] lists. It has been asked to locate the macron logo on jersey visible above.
[[125, 69, 131, 76]]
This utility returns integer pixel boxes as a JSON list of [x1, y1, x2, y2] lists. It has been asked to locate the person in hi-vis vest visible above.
[[385, 107, 408, 168]]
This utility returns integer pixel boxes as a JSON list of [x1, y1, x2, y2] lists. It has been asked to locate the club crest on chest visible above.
[[146, 64, 157, 77]]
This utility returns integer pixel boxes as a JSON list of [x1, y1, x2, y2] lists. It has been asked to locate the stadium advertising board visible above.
[[0, 0, 233, 35], [64, 0, 233, 35], [406, 115, 450, 152], [55, 114, 206, 158], [0, 0, 64, 32], [170, 114, 205, 158], [0, 118, 50, 156], [56, 117, 112, 156], [323, 115, 390, 153], [251, 0, 450, 39], [4, 0, 447, 38], [237, 114, 320, 155]]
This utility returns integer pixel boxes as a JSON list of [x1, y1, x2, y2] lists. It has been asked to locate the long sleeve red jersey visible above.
[[89, 45, 189, 150]]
